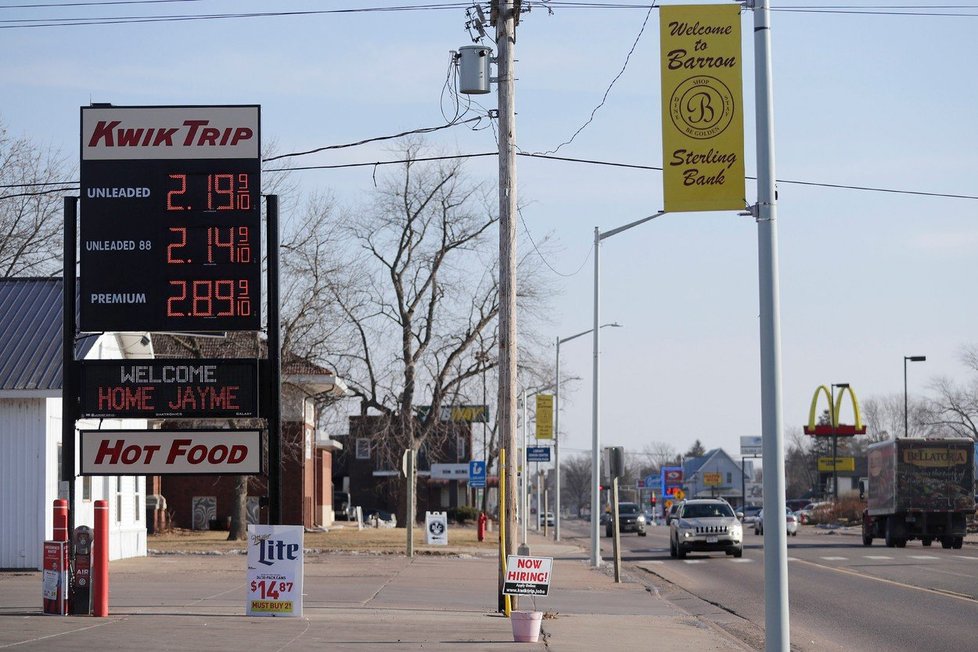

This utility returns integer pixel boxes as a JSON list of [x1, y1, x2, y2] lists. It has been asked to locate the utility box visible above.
[[459, 45, 492, 94]]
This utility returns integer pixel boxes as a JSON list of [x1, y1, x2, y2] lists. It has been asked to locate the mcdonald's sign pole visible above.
[[753, 2, 790, 650]]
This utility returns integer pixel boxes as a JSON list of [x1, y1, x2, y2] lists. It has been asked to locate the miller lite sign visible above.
[[246, 525, 303, 617]]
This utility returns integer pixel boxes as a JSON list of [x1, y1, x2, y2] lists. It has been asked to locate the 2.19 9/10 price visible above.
[[250, 580, 293, 599], [166, 279, 252, 318]]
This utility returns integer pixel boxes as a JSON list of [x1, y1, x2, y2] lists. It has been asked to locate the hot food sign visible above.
[[80, 430, 262, 475]]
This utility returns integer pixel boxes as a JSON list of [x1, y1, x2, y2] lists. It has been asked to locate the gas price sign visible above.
[[79, 105, 261, 332]]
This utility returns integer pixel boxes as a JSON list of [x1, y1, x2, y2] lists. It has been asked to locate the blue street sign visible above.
[[469, 460, 487, 488], [527, 446, 551, 463]]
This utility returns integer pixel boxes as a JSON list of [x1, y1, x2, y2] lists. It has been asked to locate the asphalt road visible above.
[[557, 518, 978, 651]]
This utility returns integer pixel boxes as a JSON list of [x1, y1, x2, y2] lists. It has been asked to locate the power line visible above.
[[0, 3, 474, 29], [5, 152, 977, 202], [526, 3, 655, 156], [263, 117, 484, 163]]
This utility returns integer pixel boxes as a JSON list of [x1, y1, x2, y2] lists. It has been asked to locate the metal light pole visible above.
[[830, 383, 849, 502], [904, 355, 926, 438], [753, 2, 790, 649], [592, 212, 666, 567], [555, 322, 621, 541]]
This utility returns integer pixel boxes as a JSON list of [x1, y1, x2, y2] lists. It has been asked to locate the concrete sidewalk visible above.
[[0, 532, 747, 651]]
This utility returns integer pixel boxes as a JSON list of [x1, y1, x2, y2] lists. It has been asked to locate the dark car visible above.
[[665, 502, 682, 525], [605, 502, 647, 537]]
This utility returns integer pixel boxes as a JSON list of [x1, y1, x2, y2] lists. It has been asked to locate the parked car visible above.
[[333, 491, 355, 521], [796, 501, 833, 524], [362, 508, 397, 527], [785, 498, 810, 513], [605, 502, 647, 537], [741, 505, 762, 526], [669, 498, 743, 559], [538, 511, 555, 527], [754, 508, 798, 536]]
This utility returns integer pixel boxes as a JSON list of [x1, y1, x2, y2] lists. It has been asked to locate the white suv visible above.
[[669, 498, 743, 559]]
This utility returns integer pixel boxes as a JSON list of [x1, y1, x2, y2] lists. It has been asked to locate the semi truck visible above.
[[862, 438, 975, 549]]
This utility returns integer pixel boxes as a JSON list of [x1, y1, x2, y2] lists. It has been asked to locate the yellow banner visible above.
[[660, 4, 745, 212], [535, 394, 553, 440], [703, 472, 722, 486], [817, 457, 856, 472]]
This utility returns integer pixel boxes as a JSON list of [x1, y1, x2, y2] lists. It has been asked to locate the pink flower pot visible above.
[[510, 610, 543, 643]]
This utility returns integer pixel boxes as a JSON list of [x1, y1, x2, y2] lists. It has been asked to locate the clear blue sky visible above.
[[3, 1, 976, 461]]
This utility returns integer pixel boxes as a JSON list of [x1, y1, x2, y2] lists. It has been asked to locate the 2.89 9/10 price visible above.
[[167, 279, 252, 318], [250, 580, 293, 599]]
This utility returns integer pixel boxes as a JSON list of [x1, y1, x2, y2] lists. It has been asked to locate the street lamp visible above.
[[592, 211, 666, 567], [904, 355, 926, 438], [555, 322, 621, 542]]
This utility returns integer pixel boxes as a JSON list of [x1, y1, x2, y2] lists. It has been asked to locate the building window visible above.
[[727, 472, 733, 484], [116, 477, 124, 522], [134, 481, 142, 522], [456, 433, 467, 460], [356, 438, 370, 460], [82, 476, 92, 501]]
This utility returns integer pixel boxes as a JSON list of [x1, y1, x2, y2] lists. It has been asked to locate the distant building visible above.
[[334, 413, 475, 521], [683, 448, 753, 508]]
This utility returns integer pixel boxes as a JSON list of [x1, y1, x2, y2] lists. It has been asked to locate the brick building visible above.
[[152, 334, 348, 530], [334, 413, 474, 523]]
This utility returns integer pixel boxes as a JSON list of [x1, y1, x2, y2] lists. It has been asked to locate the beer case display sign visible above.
[[79, 105, 261, 332], [79, 430, 262, 475], [504, 555, 554, 596], [80, 359, 259, 419], [660, 4, 745, 212], [246, 524, 303, 617]]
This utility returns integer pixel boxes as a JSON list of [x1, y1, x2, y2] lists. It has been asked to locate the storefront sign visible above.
[[80, 430, 262, 475]]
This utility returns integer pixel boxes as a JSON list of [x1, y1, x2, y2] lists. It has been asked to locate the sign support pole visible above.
[[62, 196, 78, 536], [266, 195, 282, 525]]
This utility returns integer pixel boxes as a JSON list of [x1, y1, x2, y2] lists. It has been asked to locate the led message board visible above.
[[79, 359, 259, 419]]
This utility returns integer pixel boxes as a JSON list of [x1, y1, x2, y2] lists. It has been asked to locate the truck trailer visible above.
[[862, 438, 975, 548]]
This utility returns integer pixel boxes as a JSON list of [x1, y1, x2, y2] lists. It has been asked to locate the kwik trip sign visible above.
[[660, 4, 745, 212]]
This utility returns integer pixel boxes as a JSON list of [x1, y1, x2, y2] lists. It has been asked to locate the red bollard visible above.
[[92, 500, 109, 617], [477, 512, 487, 542], [53, 499, 69, 542]]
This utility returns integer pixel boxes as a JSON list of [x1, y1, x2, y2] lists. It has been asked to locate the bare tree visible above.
[[927, 344, 978, 440], [560, 454, 592, 517], [305, 140, 553, 523], [0, 119, 72, 277]]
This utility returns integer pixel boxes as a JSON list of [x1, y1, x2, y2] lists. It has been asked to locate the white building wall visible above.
[[0, 399, 47, 569]]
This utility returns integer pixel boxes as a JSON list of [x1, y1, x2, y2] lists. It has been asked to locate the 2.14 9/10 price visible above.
[[250, 580, 293, 600]]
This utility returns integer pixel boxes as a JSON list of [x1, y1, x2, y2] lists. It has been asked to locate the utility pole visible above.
[[494, 0, 520, 587]]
